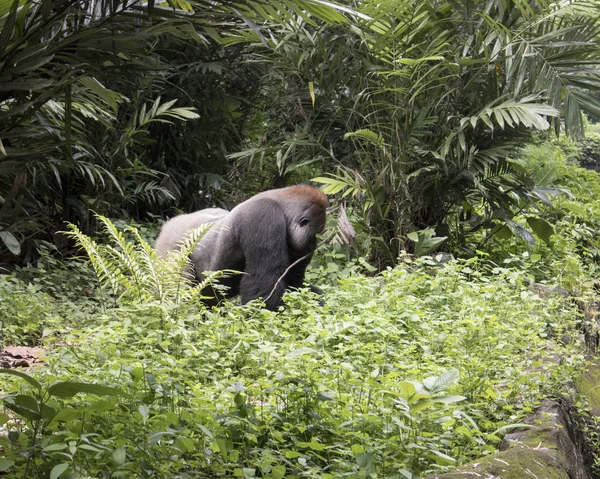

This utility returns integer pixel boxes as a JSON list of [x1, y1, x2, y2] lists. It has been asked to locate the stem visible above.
[[22, 418, 41, 479]]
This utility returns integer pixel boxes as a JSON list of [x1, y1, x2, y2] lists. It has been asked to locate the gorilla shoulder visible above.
[[154, 208, 227, 255]]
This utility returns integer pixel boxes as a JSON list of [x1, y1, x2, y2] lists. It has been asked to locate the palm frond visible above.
[[472, 95, 559, 131]]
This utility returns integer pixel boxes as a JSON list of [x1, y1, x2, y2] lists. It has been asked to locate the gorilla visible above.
[[155, 185, 327, 310]]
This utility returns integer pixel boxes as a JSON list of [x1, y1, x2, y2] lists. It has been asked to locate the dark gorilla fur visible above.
[[155, 185, 328, 310]]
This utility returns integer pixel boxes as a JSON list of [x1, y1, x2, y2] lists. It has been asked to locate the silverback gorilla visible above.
[[154, 185, 327, 310]]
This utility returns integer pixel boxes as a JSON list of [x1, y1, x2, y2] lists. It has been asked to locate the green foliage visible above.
[[575, 123, 600, 170], [0, 368, 125, 478], [0, 0, 360, 258], [0, 0, 206, 255], [306, 244, 377, 285], [407, 228, 449, 257], [0, 251, 586, 478], [464, 125, 600, 301], [65, 215, 230, 320], [0, 274, 55, 347], [240, 0, 600, 266], [0, 243, 108, 347]]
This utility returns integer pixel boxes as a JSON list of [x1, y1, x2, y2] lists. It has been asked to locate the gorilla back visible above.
[[155, 185, 327, 310]]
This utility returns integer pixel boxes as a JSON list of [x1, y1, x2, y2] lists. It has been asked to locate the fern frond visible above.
[[65, 222, 121, 298], [128, 226, 167, 301], [95, 215, 148, 302], [187, 269, 240, 304], [65, 215, 232, 317]]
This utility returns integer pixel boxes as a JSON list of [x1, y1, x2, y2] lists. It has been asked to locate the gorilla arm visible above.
[[285, 255, 324, 296], [236, 200, 294, 310]]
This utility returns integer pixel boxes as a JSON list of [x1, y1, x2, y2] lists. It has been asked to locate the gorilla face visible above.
[[287, 201, 327, 255]]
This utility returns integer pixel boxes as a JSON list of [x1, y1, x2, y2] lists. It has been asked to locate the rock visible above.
[[0, 346, 44, 369], [426, 400, 591, 479]]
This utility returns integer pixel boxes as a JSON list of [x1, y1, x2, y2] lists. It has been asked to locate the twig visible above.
[[263, 252, 312, 303], [262, 231, 335, 304]]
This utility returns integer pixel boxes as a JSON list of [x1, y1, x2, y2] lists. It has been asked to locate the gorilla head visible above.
[[155, 185, 327, 310], [259, 185, 327, 254]]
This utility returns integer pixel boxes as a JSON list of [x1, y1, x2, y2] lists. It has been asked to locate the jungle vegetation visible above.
[[3, 0, 600, 478]]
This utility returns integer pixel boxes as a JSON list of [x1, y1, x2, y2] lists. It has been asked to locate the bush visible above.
[[0, 275, 56, 348], [0, 252, 585, 478]]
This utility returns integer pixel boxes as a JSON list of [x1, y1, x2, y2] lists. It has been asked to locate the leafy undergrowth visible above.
[[0, 242, 106, 350], [0, 252, 586, 478]]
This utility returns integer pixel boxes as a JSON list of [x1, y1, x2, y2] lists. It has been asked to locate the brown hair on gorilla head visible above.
[[280, 185, 328, 209]]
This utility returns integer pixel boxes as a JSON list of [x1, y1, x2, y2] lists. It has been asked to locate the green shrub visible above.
[[0, 253, 585, 478], [0, 275, 56, 347]]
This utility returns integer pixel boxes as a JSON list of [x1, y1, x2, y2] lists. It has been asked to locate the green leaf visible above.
[[43, 443, 68, 452], [316, 391, 334, 401], [174, 437, 195, 453], [0, 369, 41, 390], [216, 438, 233, 458], [0, 413, 9, 425], [410, 399, 435, 413], [147, 431, 169, 446], [0, 0, 20, 55], [285, 347, 317, 358], [50, 463, 69, 479], [163, 107, 200, 120], [138, 404, 150, 424], [272, 465, 286, 479], [344, 128, 385, 148], [2, 394, 42, 420], [424, 369, 459, 393], [432, 395, 466, 405], [428, 450, 456, 464], [0, 77, 54, 91], [89, 399, 117, 412], [0, 460, 14, 472], [494, 224, 513, 241], [398, 381, 417, 398], [355, 452, 373, 470], [351, 444, 364, 455], [0, 231, 20, 255], [562, 201, 586, 217], [492, 423, 534, 435], [526, 217, 554, 246], [47, 407, 79, 424], [284, 450, 302, 459], [113, 447, 127, 465], [308, 81, 315, 107], [505, 219, 535, 244], [535, 165, 557, 187], [311, 176, 352, 195], [48, 382, 123, 398], [409, 228, 448, 256]]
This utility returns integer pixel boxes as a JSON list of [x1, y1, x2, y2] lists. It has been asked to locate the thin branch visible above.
[[262, 231, 335, 304], [263, 252, 312, 304]]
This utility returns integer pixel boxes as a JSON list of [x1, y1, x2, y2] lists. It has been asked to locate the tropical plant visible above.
[[65, 214, 230, 321], [0, 0, 362, 259], [0, 0, 201, 257], [244, 0, 600, 266], [0, 251, 587, 477]]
